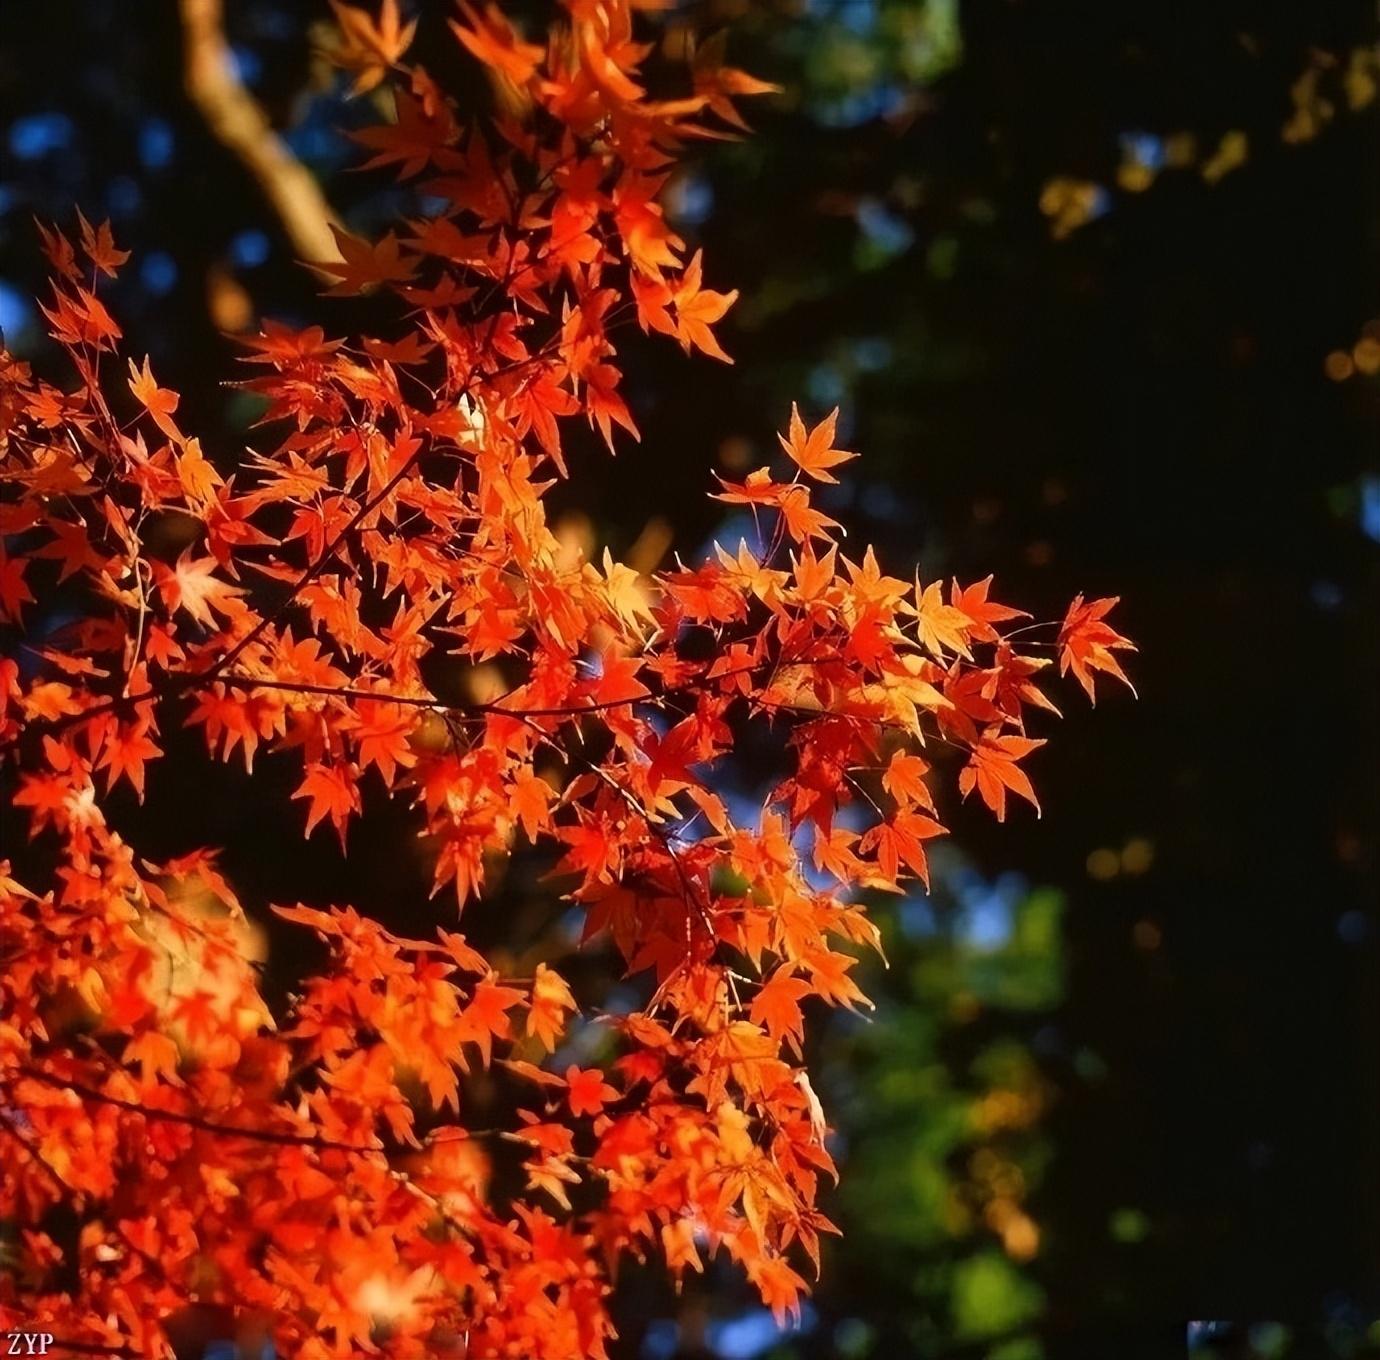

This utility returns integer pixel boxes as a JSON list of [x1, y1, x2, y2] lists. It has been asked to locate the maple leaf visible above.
[[589, 650, 651, 707], [631, 272, 676, 338], [513, 370, 579, 472], [843, 545, 910, 609], [790, 540, 838, 602], [361, 331, 437, 365], [692, 30, 782, 131], [937, 663, 1004, 744], [450, 2, 545, 86], [950, 575, 1029, 642], [329, 0, 417, 95], [40, 285, 121, 350], [346, 699, 417, 784], [911, 577, 973, 658], [988, 642, 1061, 723], [158, 848, 244, 916], [123, 1031, 181, 1083], [958, 730, 1046, 821], [352, 89, 455, 178], [777, 403, 858, 483], [526, 963, 576, 1052], [525, 1151, 583, 1209], [671, 251, 738, 363], [153, 551, 245, 627], [586, 363, 641, 449], [812, 825, 866, 883], [292, 762, 361, 843], [76, 211, 130, 277], [97, 718, 163, 799], [128, 356, 184, 444], [312, 225, 417, 296], [34, 219, 78, 279], [778, 485, 843, 544], [1059, 594, 1137, 701], [753, 1253, 809, 1326], [558, 818, 621, 886], [749, 970, 812, 1054], [175, 437, 224, 507], [713, 466, 789, 509], [565, 1065, 619, 1117], [438, 929, 489, 974], [459, 981, 523, 1065], [662, 1217, 704, 1275], [510, 767, 552, 840], [238, 318, 343, 366], [859, 809, 945, 886], [35, 517, 104, 583], [0, 544, 35, 623], [616, 182, 685, 280], [881, 750, 934, 811], [598, 548, 656, 630]]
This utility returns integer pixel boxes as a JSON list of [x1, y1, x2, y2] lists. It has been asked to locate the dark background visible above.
[[1, 2, 1377, 1356]]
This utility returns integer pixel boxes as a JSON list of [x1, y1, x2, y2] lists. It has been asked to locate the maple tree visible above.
[[0, 3, 1135, 1356]]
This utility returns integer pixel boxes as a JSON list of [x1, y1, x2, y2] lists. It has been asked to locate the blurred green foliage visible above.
[[798, 874, 1065, 1358]]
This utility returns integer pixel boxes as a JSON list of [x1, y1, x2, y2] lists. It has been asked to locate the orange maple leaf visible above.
[[312, 225, 417, 296], [777, 403, 858, 483], [450, 2, 545, 86], [526, 963, 576, 1052], [76, 211, 130, 278], [1058, 594, 1137, 701], [565, 1065, 618, 1117], [881, 750, 934, 811], [154, 551, 245, 627], [510, 768, 553, 840], [958, 730, 1046, 821], [950, 575, 1029, 642], [346, 699, 418, 784], [459, 981, 524, 1065], [671, 251, 738, 363], [749, 970, 812, 1054], [128, 356, 183, 444], [292, 762, 361, 843], [912, 578, 973, 659], [859, 809, 945, 886], [329, 0, 418, 95], [97, 719, 162, 800]]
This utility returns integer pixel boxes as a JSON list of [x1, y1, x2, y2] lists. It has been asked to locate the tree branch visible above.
[[179, 0, 342, 264], [10, 1064, 381, 1154]]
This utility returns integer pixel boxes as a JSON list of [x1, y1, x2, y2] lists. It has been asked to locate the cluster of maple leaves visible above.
[[0, 2, 1134, 1356]]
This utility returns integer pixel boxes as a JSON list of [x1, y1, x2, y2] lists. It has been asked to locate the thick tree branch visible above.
[[179, 0, 342, 264]]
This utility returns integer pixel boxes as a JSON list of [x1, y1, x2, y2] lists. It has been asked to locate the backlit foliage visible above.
[[0, 3, 1132, 1355]]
